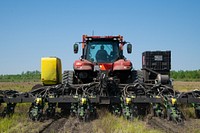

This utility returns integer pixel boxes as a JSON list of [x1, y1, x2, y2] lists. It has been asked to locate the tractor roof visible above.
[[83, 35, 123, 42]]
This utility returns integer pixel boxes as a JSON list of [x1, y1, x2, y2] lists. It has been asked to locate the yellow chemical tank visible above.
[[41, 57, 62, 85]]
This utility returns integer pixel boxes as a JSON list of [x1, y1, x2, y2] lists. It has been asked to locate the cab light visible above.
[[76, 62, 82, 66]]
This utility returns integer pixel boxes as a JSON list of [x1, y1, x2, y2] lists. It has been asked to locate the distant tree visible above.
[[0, 70, 41, 82], [170, 70, 200, 81]]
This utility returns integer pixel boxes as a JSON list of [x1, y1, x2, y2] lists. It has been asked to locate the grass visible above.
[[0, 103, 34, 133], [173, 81, 200, 120], [1, 81, 200, 132], [180, 105, 196, 119], [0, 82, 44, 133], [0, 103, 52, 133], [92, 111, 161, 133], [0, 82, 41, 92], [173, 81, 200, 92], [0, 113, 27, 133], [0, 113, 51, 133]]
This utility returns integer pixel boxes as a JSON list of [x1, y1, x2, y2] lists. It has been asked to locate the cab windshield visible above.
[[85, 41, 119, 63]]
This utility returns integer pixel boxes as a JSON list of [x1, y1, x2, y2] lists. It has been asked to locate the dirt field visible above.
[[173, 81, 200, 92], [0, 82, 40, 92], [1, 81, 200, 133]]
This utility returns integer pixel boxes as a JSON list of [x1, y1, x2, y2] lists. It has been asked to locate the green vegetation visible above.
[[0, 113, 26, 133], [171, 70, 200, 81], [0, 82, 39, 92], [1, 69, 200, 82], [0, 113, 50, 133], [93, 111, 161, 133], [0, 100, 51, 133], [0, 71, 40, 82]]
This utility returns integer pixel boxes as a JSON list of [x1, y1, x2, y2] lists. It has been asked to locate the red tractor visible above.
[[63, 35, 134, 86]]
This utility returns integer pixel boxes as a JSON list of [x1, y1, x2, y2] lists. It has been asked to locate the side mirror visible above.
[[127, 44, 132, 54], [74, 43, 79, 54]]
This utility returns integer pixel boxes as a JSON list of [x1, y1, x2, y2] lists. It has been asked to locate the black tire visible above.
[[62, 71, 74, 85], [137, 70, 144, 83], [126, 70, 138, 83], [131, 70, 138, 81], [32, 84, 43, 90]]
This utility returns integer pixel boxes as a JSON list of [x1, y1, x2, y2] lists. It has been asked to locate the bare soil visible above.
[[148, 117, 200, 133], [38, 117, 94, 133], [37, 115, 200, 133], [173, 81, 200, 92]]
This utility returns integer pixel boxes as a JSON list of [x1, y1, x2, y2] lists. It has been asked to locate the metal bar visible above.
[[98, 96, 121, 104], [47, 96, 78, 103], [21, 97, 35, 103], [177, 98, 188, 104], [187, 98, 200, 104], [132, 98, 162, 103], [3, 97, 22, 103]]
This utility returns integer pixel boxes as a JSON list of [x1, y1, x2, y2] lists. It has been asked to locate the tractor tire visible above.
[[126, 70, 137, 83], [62, 71, 74, 85], [137, 70, 144, 83], [131, 70, 138, 82], [32, 84, 43, 90]]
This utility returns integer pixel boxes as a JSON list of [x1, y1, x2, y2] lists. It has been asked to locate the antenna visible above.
[[92, 30, 94, 36]]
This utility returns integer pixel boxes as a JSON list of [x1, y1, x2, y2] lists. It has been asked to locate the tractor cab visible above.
[[85, 41, 119, 63], [73, 35, 133, 83]]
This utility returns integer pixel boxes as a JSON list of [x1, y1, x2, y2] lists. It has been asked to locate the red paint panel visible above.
[[113, 59, 132, 71], [73, 59, 93, 70]]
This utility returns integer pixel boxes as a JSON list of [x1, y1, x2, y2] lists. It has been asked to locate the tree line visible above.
[[170, 70, 200, 81], [0, 70, 200, 82], [0, 71, 41, 82]]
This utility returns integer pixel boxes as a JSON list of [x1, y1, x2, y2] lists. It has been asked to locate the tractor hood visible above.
[[74, 59, 132, 71]]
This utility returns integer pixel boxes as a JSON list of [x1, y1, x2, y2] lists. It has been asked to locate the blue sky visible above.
[[0, 0, 200, 74]]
